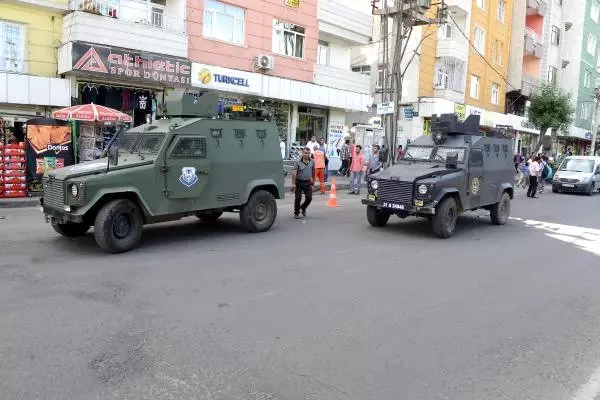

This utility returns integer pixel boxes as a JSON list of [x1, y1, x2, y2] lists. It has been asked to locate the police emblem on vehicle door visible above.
[[471, 177, 480, 195], [179, 167, 198, 188]]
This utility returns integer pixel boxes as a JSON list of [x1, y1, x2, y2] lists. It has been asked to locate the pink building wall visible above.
[[525, 15, 543, 36], [187, 0, 319, 83]]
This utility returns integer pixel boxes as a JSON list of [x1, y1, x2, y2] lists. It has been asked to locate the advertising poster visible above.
[[26, 122, 73, 180], [327, 122, 345, 158]]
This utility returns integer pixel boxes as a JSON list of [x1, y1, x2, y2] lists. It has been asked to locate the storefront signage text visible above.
[[71, 42, 191, 87], [454, 103, 466, 121], [192, 63, 261, 95], [213, 73, 250, 87], [285, 0, 300, 7]]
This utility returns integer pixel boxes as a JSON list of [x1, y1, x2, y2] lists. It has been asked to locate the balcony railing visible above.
[[69, 0, 185, 34], [524, 28, 543, 58], [522, 73, 540, 97]]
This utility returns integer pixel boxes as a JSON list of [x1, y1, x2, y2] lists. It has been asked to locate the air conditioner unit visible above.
[[255, 55, 275, 70]]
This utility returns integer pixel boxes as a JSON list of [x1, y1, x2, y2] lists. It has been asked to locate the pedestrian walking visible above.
[[318, 137, 329, 182], [527, 156, 541, 198], [312, 144, 326, 195], [291, 147, 315, 219], [339, 139, 350, 176], [379, 144, 389, 167], [538, 155, 549, 194], [348, 145, 365, 195], [517, 157, 529, 188], [306, 136, 318, 155], [368, 144, 382, 175], [395, 145, 404, 162]]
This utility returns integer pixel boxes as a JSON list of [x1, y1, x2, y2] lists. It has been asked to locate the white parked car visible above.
[[552, 156, 600, 195]]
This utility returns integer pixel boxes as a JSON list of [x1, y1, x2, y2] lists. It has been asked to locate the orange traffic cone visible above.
[[327, 178, 339, 207]]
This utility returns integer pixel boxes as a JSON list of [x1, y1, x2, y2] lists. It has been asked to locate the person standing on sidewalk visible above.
[[339, 139, 350, 176], [348, 145, 365, 195], [291, 147, 315, 219], [312, 144, 327, 195], [318, 137, 329, 182], [527, 156, 541, 198], [367, 144, 382, 175], [538, 155, 549, 194], [517, 157, 529, 188]]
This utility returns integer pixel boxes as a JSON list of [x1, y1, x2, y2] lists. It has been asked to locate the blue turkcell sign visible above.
[[214, 74, 250, 87]]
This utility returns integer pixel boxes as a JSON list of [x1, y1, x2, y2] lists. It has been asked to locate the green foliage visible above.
[[527, 83, 574, 136]]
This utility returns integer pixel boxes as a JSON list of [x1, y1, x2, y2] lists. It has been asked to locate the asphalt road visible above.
[[1, 187, 600, 400]]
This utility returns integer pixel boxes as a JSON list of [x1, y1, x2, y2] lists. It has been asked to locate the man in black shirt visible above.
[[291, 147, 315, 219]]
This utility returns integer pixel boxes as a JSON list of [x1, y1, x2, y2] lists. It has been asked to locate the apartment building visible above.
[[186, 0, 373, 156], [561, 0, 600, 154], [0, 0, 70, 137]]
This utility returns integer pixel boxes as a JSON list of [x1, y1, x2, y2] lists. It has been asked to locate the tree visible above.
[[527, 83, 574, 152]]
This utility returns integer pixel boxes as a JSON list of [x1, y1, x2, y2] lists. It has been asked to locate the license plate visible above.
[[367, 194, 376, 201], [414, 200, 424, 207], [381, 202, 404, 210], [562, 184, 575, 188]]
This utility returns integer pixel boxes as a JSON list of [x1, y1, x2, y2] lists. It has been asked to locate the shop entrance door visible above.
[[163, 135, 210, 200]]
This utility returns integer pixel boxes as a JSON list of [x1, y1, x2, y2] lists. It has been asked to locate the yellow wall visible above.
[[418, 5, 439, 98], [0, 2, 65, 77], [466, 0, 513, 113]]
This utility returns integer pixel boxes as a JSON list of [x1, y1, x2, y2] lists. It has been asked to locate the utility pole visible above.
[[372, 0, 441, 166], [592, 88, 600, 156]]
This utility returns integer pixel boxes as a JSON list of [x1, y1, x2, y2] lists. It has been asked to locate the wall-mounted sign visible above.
[[71, 42, 191, 87], [191, 63, 262, 95], [377, 102, 394, 115], [454, 103, 466, 121], [404, 108, 414, 119], [285, 0, 300, 7]]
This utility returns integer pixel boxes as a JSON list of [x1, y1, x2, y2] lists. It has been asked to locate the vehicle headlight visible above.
[[581, 176, 590, 183], [70, 183, 79, 197], [370, 180, 378, 190], [418, 184, 428, 195]]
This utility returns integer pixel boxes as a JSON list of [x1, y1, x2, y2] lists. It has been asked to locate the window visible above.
[[170, 137, 207, 158], [497, 0, 506, 21], [469, 149, 484, 168], [435, 67, 449, 89], [548, 66, 558, 83], [0, 21, 25, 73], [272, 19, 305, 58], [551, 26, 560, 45], [351, 65, 371, 75], [581, 102, 593, 119], [317, 40, 329, 65], [592, 0, 600, 23], [470, 75, 480, 99], [587, 34, 597, 55], [473, 27, 485, 54], [438, 23, 452, 39], [203, 0, 245, 45], [477, 0, 485, 9], [492, 39, 503, 64], [584, 69, 593, 87], [491, 83, 500, 105]]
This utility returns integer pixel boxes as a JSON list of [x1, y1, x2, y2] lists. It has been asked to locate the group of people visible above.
[[514, 153, 552, 198]]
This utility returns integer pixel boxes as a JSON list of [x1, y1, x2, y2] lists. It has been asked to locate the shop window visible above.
[[170, 137, 207, 158], [0, 21, 25, 73], [203, 0, 245, 45], [272, 19, 305, 58]]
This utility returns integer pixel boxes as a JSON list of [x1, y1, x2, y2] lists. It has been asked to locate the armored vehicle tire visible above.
[[94, 199, 144, 253], [240, 190, 277, 233], [52, 220, 91, 237], [490, 192, 511, 225], [432, 197, 458, 238], [366, 205, 390, 227], [196, 209, 223, 222]]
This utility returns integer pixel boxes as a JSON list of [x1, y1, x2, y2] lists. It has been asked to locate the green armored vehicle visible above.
[[361, 113, 514, 238], [41, 91, 284, 253]]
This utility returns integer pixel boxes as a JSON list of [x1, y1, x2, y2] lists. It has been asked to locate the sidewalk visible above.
[[0, 174, 365, 209]]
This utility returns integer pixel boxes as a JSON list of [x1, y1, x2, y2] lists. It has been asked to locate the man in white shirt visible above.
[[306, 136, 318, 155], [527, 156, 541, 198]]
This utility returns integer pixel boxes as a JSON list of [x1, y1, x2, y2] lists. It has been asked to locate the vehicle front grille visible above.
[[377, 179, 413, 205], [559, 178, 578, 183], [43, 177, 65, 210]]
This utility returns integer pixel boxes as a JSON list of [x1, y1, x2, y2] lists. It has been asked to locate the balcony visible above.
[[318, 0, 373, 45], [436, 35, 468, 62], [443, 0, 470, 14], [63, 0, 187, 58], [526, 0, 546, 16], [521, 73, 540, 97], [524, 28, 544, 58], [433, 57, 466, 103], [314, 64, 370, 94]]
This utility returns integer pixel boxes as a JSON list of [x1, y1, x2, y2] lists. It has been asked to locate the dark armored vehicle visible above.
[[41, 91, 284, 253], [361, 113, 514, 238]]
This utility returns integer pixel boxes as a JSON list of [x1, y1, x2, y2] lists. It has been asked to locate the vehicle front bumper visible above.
[[361, 197, 436, 215], [40, 198, 84, 224], [552, 182, 591, 193]]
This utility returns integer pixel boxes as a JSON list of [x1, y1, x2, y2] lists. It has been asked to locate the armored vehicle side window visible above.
[[435, 147, 466, 162], [169, 137, 207, 158], [469, 149, 484, 168]]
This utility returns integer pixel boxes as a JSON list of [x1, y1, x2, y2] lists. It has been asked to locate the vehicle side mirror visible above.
[[446, 152, 459, 169], [108, 144, 119, 167]]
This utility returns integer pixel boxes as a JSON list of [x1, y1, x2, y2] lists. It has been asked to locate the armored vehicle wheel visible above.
[[94, 199, 144, 254], [52, 220, 90, 237], [366, 205, 390, 227], [490, 192, 511, 225], [196, 209, 223, 222], [432, 197, 458, 238], [240, 190, 277, 233]]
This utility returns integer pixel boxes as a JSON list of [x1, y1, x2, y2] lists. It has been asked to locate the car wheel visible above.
[[586, 182, 595, 196], [240, 190, 277, 233], [432, 197, 458, 238], [196, 209, 223, 222], [94, 199, 144, 253], [490, 192, 511, 225], [51, 220, 91, 237], [366, 205, 390, 227], [552, 187, 559, 193]]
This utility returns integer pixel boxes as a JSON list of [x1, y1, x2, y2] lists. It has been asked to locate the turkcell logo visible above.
[[214, 74, 250, 87]]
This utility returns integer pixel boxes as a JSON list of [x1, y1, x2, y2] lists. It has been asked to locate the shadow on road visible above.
[[380, 212, 499, 239]]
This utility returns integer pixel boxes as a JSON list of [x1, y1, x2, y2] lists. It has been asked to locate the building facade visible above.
[[0, 0, 71, 138], [186, 0, 373, 159]]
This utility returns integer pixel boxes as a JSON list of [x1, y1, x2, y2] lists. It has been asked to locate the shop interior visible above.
[[296, 106, 328, 145]]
